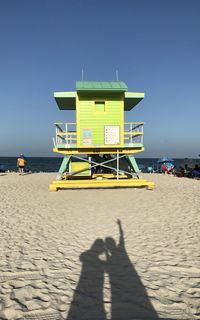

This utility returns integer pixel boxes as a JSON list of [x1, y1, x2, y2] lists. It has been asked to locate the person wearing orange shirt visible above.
[[17, 154, 26, 174]]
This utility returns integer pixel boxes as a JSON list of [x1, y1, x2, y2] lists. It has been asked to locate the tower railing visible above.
[[53, 122, 144, 148], [54, 122, 77, 146], [124, 122, 144, 145]]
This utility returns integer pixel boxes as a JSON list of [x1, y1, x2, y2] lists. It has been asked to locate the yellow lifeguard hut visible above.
[[49, 81, 155, 191]]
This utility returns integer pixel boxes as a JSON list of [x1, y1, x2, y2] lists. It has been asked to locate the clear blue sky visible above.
[[0, 0, 199, 158]]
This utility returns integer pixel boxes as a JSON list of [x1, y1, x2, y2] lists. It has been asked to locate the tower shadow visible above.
[[67, 220, 159, 320]]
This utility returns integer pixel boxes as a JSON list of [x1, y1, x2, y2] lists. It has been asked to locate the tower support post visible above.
[[57, 156, 71, 180], [127, 155, 140, 178]]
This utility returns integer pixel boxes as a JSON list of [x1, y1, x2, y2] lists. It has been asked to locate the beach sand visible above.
[[0, 173, 199, 319]]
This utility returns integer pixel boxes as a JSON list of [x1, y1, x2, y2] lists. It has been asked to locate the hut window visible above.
[[95, 101, 105, 112]]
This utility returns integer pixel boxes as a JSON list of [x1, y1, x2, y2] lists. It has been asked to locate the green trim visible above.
[[54, 92, 76, 110], [124, 92, 145, 111], [54, 92, 76, 98], [57, 143, 77, 148], [124, 143, 143, 148], [56, 143, 143, 149], [76, 81, 128, 92]]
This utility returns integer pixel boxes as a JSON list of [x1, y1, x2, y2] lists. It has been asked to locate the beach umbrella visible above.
[[157, 157, 174, 163]]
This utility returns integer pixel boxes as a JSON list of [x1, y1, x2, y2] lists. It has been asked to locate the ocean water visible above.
[[0, 157, 62, 172], [0, 157, 199, 173]]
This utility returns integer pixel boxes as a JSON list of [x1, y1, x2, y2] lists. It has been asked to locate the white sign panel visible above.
[[105, 125, 120, 145]]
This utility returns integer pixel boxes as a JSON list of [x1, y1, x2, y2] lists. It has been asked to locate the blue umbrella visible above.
[[157, 157, 174, 163]]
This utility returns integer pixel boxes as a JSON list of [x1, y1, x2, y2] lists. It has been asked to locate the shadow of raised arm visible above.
[[117, 219, 125, 249]]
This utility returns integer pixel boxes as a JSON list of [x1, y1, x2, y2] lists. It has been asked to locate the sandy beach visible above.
[[0, 172, 199, 319]]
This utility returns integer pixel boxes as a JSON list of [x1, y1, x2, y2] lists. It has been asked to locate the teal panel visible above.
[[126, 156, 140, 177], [58, 156, 71, 174]]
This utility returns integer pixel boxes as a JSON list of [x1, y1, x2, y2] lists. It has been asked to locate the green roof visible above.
[[76, 81, 128, 92]]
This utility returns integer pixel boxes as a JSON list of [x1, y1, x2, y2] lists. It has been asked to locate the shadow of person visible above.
[[105, 220, 159, 320], [67, 239, 106, 320]]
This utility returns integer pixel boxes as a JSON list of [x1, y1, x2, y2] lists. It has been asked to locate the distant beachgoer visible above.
[[161, 163, 168, 175], [17, 154, 26, 174], [172, 166, 177, 176], [0, 164, 5, 173], [175, 166, 184, 177], [193, 165, 200, 178]]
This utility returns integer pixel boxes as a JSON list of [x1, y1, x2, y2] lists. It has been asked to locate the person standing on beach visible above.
[[161, 162, 168, 175], [17, 154, 26, 174]]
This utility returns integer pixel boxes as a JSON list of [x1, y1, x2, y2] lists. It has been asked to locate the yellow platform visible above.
[[49, 176, 155, 191]]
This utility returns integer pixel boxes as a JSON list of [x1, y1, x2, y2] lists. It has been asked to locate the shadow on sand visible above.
[[67, 220, 159, 320]]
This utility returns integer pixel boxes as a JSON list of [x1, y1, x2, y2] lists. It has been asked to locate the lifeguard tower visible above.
[[49, 81, 155, 191]]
